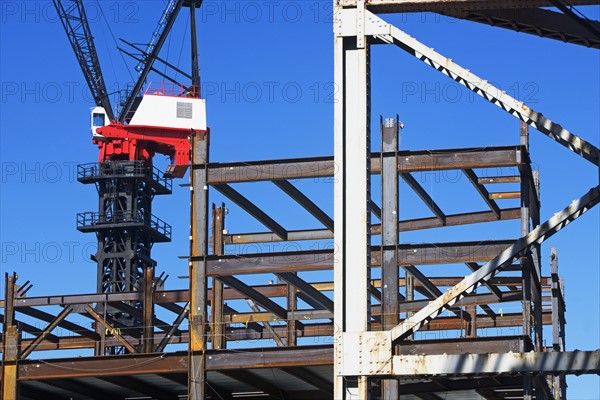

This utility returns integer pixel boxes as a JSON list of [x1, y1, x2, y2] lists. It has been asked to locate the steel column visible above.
[[1, 273, 19, 400], [189, 131, 209, 400], [334, 0, 372, 396], [380, 117, 400, 398], [210, 204, 226, 350], [142, 266, 155, 353]]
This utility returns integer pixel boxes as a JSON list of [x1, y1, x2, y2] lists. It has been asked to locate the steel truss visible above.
[[2, 1, 600, 399], [334, 1, 599, 399]]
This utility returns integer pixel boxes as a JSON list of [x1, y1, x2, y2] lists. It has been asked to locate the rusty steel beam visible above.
[[223, 207, 521, 244], [1, 274, 540, 309], [478, 176, 520, 184], [199, 240, 513, 275], [17, 306, 99, 340], [212, 183, 288, 240], [273, 180, 334, 231], [401, 172, 446, 224], [21, 305, 74, 359], [200, 146, 521, 183], [218, 275, 288, 320], [84, 305, 137, 353], [9, 310, 553, 353], [463, 168, 501, 218], [276, 272, 334, 312], [17, 345, 332, 380]]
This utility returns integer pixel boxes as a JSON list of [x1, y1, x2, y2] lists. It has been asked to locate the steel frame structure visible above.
[[2, 1, 600, 399]]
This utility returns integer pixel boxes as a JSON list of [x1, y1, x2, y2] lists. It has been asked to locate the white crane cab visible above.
[[129, 82, 207, 131], [91, 106, 110, 139]]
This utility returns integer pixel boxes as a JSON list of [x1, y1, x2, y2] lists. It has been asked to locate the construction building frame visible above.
[[2, 1, 600, 399]]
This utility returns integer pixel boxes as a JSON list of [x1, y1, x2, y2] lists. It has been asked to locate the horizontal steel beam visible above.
[[2, 272, 542, 309], [200, 146, 521, 183], [223, 208, 521, 243], [198, 241, 513, 275], [18, 346, 332, 380], [390, 350, 600, 376], [338, 0, 599, 13], [441, 7, 600, 49], [8, 311, 554, 352]]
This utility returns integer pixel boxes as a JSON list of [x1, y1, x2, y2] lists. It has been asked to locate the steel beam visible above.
[[442, 7, 600, 49], [212, 183, 288, 240], [463, 168, 501, 218], [189, 131, 209, 400], [391, 186, 600, 342], [222, 207, 521, 243], [201, 241, 513, 275], [211, 204, 226, 350], [17, 307, 99, 340], [381, 117, 400, 398], [201, 146, 522, 183], [373, 13, 600, 165], [142, 267, 155, 353], [2, 273, 19, 400], [334, 4, 373, 395], [273, 180, 334, 231], [20, 305, 74, 359], [337, 0, 599, 13], [218, 276, 288, 320], [156, 303, 189, 353], [401, 172, 446, 224], [390, 350, 600, 376], [276, 272, 334, 312], [84, 305, 137, 354]]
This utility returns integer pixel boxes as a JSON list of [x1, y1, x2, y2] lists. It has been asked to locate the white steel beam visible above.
[[338, 10, 600, 166], [334, 1, 373, 397], [390, 350, 600, 376], [391, 186, 599, 342]]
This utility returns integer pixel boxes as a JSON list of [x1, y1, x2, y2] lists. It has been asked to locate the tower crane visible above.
[[53, 0, 205, 354]]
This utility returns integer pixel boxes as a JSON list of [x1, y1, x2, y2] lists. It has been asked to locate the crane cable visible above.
[[95, 0, 135, 83]]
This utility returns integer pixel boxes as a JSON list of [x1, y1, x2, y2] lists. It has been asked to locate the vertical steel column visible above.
[[287, 276, 298, 346], [210, 204, 225, 350], [519, 122, 534, 400], [2, 273, 19, 400], [142, 266, 155, 353], [551, 248, 567, 400], [381, 117, 399, 399], [405, 272, 415, 341], [334, 0, 371, 396], [189, 131, 209, 400]]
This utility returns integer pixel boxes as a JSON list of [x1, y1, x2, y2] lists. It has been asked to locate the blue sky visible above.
[[1, 1, 599, 397]]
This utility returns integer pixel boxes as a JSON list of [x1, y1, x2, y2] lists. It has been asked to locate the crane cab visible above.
[[91, 106, 110, 139]]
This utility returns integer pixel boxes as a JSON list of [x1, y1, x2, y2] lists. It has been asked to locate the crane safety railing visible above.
[[77, 162, 172, 192], [77, 211, 172, 240]]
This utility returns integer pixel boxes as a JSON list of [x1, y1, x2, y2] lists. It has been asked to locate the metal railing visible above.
[[77, 162, 172, 192], [77, 211, 172, 240]]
